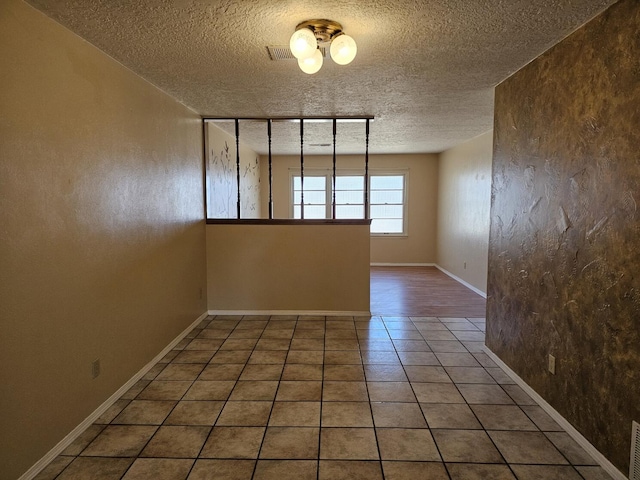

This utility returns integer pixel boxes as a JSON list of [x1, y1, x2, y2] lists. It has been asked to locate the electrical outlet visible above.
[[463, 262, 467, 269], [548, 354, 556, 375], [92, 359, 101, 379]]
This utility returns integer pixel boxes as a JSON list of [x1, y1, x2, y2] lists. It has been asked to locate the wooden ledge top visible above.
[[206, 219, 372, 226]]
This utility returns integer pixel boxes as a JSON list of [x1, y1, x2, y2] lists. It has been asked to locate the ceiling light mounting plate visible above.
[[295, 19, 343, 44]]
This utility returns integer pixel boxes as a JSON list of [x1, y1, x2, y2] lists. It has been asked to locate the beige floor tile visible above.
[[124, 379, 153, 398], [471, 404, 537, 430], [187, 459, 255, 480], [324, 339, 360, 350], [259, 427, 319, 459], [248, 351, 287, 364], [446, 463, 516, 479], [238, 364, 283, 381], [321, 402, 373, 427], [112, 400, 176, 425], [457, 384, 514, 404], [376, 428, 440, 461], [220, 339, 259, 350], [471, 352, 498, 368], [575, 466, 615, 479], [488, 431, 569, 464], [269, 401, 321, 426], [452, 331, 485, 342], [141, 426, 209, 458], [510, 465, 582, 479], [501, 384, 537, 405], [209, 350, 251, 364], [322, 381, 369, 401], [397, 351, 439, 365], [325, 328, 357, 338], [185, 339, 225, 351], [359, 339, 396, 350], [253, 460, 317, 480], [319, 460, 383, 480], [421, 331, 458, 341], [276, 381, 322, 401], [545, 432, 598, 465], [155, 364, 205, 381], [95, 399, 131, 423], [420, 403, 482, 429], [486, 368, 516, 384], [461, 341, 485, 353], [282, 364, 323, 380], [137, 381, 192, 400], [56, 458, 133, 480], [367, 382, 415, 402], [173, 350, 215, 364], [371, 402, 427, 428], [121, 458, 193, 480], [200, 426, 265, 458], [404, 366, 452, 383], [164, 401, 224, 426], [432, 429, 504, 463], [434, 352, 481, 367], [392, 340, 431, 352], [320, 428, 378, 460], [520, 405, 563, 431], [360, 351, 400, 364], [412, 383, 465, 403], [324, 365, 366, 381], [183, 381, 235, 400], [81, 425, 157, 457], [285, 351, 324, 364], [229, 381, 279, 400], [382, 461, 448, 479], [260, 329, 294, 339], [364, 365, 408, 381], [33, 456, 75, 480], [324, 351, 362, 364], [198, 364, 244, 381], [444, 366, 496, 384], [216, 401, 272, 426], [255, 339, 291, 351], [62, 424, 105, 455], [227, 329, 263, 339], [426, 341, 469, 352], [289, 338, 325, 350], [292, 329, 325, 339]]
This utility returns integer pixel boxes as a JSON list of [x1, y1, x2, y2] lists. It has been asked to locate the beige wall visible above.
[[261, 154, 439, 264], [0, 2, 207, 478], [436, 131, 493, 294], [206, 123, 261, 219], [207, 224, 370, 313]]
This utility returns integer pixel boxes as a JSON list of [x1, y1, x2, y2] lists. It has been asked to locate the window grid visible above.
[[291, 172, 406, 234]]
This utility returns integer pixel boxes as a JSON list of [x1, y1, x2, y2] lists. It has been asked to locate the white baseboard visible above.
[[434, 264, 487, 298], [208, 310, 371, 317], [19, 311, 209, 480], [370, 263, 436, 267], [483, 346, 627, 480]]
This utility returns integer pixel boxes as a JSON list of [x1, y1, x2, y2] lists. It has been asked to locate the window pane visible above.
[[370, 204, 403, 219], [303, 205, 326, 218], [371, 218, 403, 233], [303, 176, 326, 190], [370, 190, 403, 204], [335, 176, 364, 190], [336, 205, 364, 219], [335, 190, 364, 204], [371, 175, 403, 189], [299, 190, 325, 204]]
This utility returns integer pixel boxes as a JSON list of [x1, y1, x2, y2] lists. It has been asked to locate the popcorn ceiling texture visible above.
[[26, 0, 615, 154]]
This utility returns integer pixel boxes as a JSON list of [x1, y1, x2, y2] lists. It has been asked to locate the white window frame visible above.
[[289, 168, 409, 236]]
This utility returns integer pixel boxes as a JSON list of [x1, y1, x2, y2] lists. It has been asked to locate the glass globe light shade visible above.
[[298, 48, 323, 74], [330, 33, 357, 65], [289, 28, 317, 60]]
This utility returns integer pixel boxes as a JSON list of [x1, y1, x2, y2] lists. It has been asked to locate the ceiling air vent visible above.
[[632, 421, 640, 480], [267, 45, 327, 61]]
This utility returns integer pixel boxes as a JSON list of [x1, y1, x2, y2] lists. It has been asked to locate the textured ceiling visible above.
[[26, 0, 615, 155]]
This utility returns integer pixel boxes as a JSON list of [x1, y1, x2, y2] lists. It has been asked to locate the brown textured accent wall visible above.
[[487, 0, 640, 473]]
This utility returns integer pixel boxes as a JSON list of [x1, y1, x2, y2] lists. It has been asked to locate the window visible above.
[[291, 171, 407, 235]]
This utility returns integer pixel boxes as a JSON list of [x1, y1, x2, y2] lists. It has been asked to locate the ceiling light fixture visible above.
[[289, 19, 357, 74]]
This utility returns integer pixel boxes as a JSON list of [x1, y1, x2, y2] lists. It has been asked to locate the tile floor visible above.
[[37, 315, 614, 480]]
